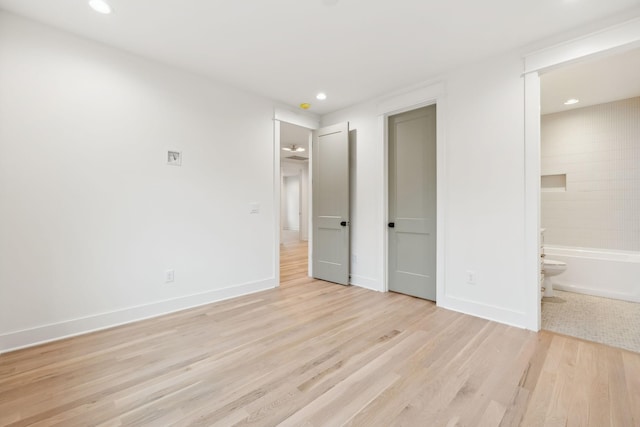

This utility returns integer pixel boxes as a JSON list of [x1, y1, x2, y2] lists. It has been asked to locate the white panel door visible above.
[[312, 122, 350, 285], [388, 106, 436, 300]]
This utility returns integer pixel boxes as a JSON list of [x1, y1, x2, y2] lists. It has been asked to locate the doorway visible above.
[[538, 48, 640, 353], [387, 105, 437, 301], [279, 121, 311, 284], [281, 172, 301, 243]]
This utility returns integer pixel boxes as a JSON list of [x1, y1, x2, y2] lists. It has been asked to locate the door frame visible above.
[[273, 108, 319, 285], [378, 83, 446, 302], [523, 17, 640, 331], [387, 106, 438, 300]]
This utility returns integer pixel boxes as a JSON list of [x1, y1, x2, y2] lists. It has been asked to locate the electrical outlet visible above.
[[466, 270, 476, 285], [165, 269, 175, 283]]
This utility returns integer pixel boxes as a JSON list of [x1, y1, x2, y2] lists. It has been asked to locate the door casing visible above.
[[377, 84, 446, 303], [273, 110, 318, 284], [388, 105, 437, 300]]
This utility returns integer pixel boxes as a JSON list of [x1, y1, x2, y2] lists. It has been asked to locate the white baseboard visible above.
[[349, 275, 383, 292], [438, 295, 529, 330], [553, 281, 640, 303], [0, 278, 277, 354]]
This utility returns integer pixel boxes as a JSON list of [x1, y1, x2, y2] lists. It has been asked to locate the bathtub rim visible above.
[[544, 245, 640, 263]]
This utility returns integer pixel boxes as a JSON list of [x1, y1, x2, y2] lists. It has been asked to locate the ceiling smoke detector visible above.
[[282, 145, 305, 152]]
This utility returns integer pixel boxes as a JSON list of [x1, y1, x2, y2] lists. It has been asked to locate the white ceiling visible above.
[[281, 122, 310, 161], [541, 48, 640, 115], [1, 0, 640, 115]]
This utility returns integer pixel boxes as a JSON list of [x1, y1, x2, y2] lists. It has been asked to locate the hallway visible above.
[[280, 239, 308, 285]]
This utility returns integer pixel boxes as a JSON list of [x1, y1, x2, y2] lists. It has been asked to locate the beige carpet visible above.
[[542, 290, 640, 353]]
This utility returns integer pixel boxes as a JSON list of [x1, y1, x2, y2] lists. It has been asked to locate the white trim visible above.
[[273, 118, 282, 284], [0, 278, 277, 354], [307, 131, 314, 277], [274, 106, 320, 130], [379, 115, 388, 292], [349, 275, 382, 292], [274, 116, 315, 279], [524, 72, 541, 331], [437, 295, 528, 330], [377, 82, 446, 116], [376, 82, 446, 302], [435, 96, 447, 307], [524, 16, 640, 74]]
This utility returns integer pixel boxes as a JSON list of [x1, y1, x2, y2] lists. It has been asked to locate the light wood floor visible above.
[[1, 240, 639, 426]]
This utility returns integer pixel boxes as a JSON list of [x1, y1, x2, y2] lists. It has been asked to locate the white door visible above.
[[388, 106, 437, 300], [312, 122, 350, 285]]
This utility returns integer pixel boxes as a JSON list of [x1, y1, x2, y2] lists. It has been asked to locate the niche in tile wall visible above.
[[541, 174, 566, 192]]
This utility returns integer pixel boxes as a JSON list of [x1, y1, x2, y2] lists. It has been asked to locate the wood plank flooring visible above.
[[0, 240, 639, 426]]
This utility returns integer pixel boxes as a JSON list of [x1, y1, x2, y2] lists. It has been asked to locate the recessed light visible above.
[[316, 92, 327, 101], [89, 0, 112, 14], [564, 98, 580, 105]]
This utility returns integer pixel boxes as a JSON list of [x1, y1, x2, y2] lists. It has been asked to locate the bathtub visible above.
[[544, 245, 640, 303]]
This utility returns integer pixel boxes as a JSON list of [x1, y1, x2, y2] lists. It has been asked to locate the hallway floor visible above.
[[543, 290, 640, 353], [280, 239, 308, 284]]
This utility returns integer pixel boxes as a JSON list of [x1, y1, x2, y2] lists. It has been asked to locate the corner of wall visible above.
[[437, 295, 530, 330], [349, 275, 383, 292]]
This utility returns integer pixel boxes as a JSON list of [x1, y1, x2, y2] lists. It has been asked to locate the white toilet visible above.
[[542, 259, 566, 297]]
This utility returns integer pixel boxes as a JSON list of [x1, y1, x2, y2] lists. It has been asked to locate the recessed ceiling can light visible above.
[[564, 98, 580, 105], [89, 0, 113, 14], [316, 92, 327, 100]]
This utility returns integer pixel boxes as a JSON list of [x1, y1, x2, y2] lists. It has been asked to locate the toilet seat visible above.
[[542, 258, 566, 298]]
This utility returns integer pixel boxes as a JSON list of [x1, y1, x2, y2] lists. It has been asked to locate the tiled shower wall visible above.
[[541, 96, 640, 251]]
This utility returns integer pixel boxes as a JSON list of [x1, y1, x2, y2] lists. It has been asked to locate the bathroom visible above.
[[539, 48, 640, 353]]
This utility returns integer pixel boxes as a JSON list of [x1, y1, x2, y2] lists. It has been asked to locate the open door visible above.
[[388, 106, 436, 300], [312, 122, 350, 285]]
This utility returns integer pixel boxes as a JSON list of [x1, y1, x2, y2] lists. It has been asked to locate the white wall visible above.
[[0, 12, 277, 352], [283, 175, 300, 230], [281, 160, 309, 240], [300, 161, 310, 241], [322, 52, 531, 327], [3, 10, 635, 348], [541, 97, 640, 251]]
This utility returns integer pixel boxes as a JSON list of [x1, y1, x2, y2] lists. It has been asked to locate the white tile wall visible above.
[[541, 97, 640, 251]]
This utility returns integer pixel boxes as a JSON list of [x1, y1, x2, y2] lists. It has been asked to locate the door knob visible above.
[[340, 221, 348, 226], [388, 222, 395, 228]]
